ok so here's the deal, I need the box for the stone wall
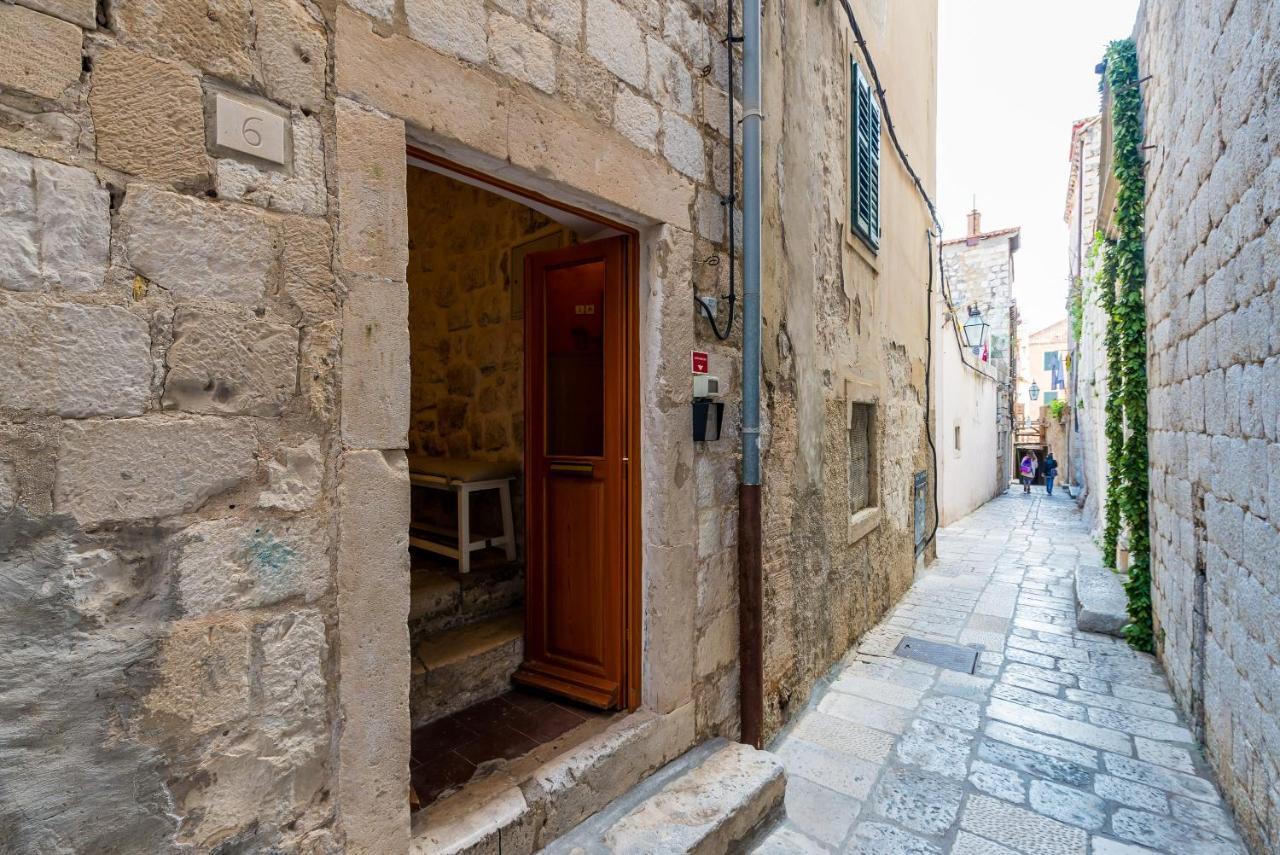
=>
[755,0,938,736]
[1135,1,1280,850]
[0,0,939,847]
[941,229,1019,491]
[941,232,1019,371]
[406,165,567,464]
[0,1,338,851]
[1065,117,1109,536]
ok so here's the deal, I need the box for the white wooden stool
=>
[407,456,518,574]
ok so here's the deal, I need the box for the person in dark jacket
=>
[1044,452,1060,496]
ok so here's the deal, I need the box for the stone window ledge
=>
[848,506,881,544]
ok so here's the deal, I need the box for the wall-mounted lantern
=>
[961,305,989,352]
[1028,381,1041,401]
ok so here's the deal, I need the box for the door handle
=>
[549,462,595,476]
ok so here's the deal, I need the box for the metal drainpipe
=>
[737,0,764,749]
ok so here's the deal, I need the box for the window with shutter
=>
[850,59,881,250]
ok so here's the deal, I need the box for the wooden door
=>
[514,236,629,708]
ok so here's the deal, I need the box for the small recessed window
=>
[849,402,874,515]
[850,59,881,250]
[954,425,961,452]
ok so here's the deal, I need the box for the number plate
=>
[214,92,287,165]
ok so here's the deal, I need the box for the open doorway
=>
[403,155,639,810]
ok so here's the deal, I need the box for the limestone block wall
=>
[1135,1,1280,850]
[1067,119,1110,536]
[0,1,340,851]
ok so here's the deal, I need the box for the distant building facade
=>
[940,212,1019,496]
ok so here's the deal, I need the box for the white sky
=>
[937,0,1140,336]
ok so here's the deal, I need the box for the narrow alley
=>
[755,490,1247,854]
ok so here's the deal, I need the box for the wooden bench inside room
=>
[407,455,519,574]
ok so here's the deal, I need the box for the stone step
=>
[411,610,524,727]
[542,738,786,855]
[409,558,523,635]
[411,703,697,855]
[1074,564,1128,636]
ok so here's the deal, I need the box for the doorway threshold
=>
[410,702,695,854]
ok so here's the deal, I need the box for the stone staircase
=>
[409,553,525,728]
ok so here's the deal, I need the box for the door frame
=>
[404,146,642,710]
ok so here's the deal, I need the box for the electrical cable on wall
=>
[694,1,742,341]
[835,0,993,550]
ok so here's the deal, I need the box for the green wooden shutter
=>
[851,60,881,249]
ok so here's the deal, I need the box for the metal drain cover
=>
[893,636,980,674]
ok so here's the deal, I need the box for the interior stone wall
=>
[1136,1,1280,850]
[406,166,570,465]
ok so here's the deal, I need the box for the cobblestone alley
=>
[753,489,1247,854]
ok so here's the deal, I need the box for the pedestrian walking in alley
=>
[1019,452,1037,493]
[1043,452,1059,496]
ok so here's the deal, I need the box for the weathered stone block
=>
[341,277,410,449]
[614,87,659,152]
[532,0,581,47]
[662,112,705,180]
[0,302,150,417]
[33,158,110,291]
[489,12,557,94]
[1075,565,1129,636]
[145,613,255,735]
[0,148,41,290]
[175,515,328,616]
[164,306,299,416]
[647,36,694,115]
[216,113,326,216]
[405,0,487,64]
[336,448,410,854]
[257,437,323,511]
[335,99,408,280]
[586,0,646,89]
[121,185,275,302]
[281,215,336,322]
[90,46,208,183]
[16,0,96,28]
[110,0,254,83]
[56,416,257,526]
[556,53,614,129]
[0,5,81,100]
[255,0,328,111]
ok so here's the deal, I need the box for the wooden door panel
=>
[515,236,628,709]
[545,474,605,668]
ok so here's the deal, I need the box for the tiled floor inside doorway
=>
[410,688,607,809]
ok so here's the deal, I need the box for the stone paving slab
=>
[752,489,1247,854]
